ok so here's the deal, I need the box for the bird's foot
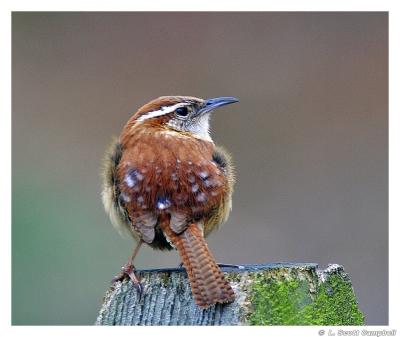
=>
[112,262,143,295]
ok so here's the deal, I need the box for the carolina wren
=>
[101,95,238,308]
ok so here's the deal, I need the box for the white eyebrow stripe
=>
[136,102,188,122]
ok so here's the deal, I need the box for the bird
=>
[101,95,238,308]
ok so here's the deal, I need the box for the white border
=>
[2,0,398,335]
[1,0,397,11]
[388,0,399,330]
[1,0,12,331]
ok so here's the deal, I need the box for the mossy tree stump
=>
[95,263,364,325]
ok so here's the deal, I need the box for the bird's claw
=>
[112,263,143,295]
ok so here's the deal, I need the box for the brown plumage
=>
[101,95,238,308]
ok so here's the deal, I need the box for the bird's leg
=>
[112,240,143,293]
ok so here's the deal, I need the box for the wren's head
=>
[130,96,239,141]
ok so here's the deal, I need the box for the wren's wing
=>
[115,159,160,243]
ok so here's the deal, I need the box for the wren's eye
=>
[175,106,189,118]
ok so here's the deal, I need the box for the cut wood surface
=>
[95,263,364,326]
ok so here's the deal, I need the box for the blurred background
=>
[12,12,387,325]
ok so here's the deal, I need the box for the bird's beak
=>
[196,96,239,116]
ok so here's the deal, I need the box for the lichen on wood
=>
[248,264,364,325]
[95,263,364,326]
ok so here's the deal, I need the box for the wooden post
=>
[95,263,364,325]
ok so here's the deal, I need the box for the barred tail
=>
[161,219,235,308]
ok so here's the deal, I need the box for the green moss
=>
[159,272,171,286]
[248,270,364,325]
